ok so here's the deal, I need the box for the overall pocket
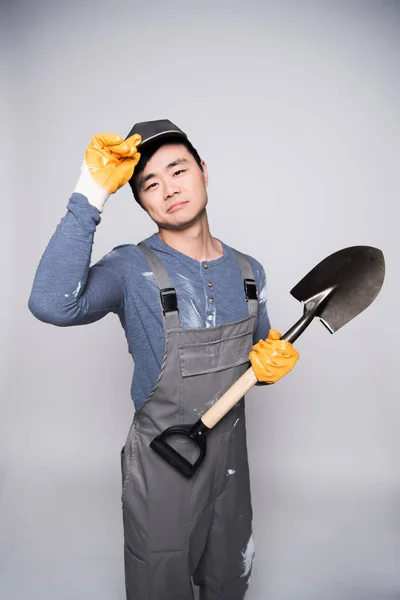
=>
[178,330,253,377]
[124,543,150,600]
[121,417,139,503]
[178,330,253,434]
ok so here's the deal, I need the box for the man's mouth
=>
[167,201,189,213]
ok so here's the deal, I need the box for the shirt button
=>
[207,281,212,287]
[207,315,213,321]
[209,297,214,303]
[203,263,208,269]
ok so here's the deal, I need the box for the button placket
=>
[202,262,216,325]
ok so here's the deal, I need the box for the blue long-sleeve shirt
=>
[28,194,271,410]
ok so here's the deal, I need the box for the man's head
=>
[126,120,208,230]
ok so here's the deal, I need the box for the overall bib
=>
[121,244,259,600]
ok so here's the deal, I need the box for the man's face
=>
[135,143,209,229]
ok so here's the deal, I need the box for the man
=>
[29,119,299,600]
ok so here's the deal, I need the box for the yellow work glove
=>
[74,133,141,213]
[249,328,299,383]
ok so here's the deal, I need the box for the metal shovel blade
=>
[289,246,385,335]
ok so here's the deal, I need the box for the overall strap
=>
[137,242,180,330]
[232,249,258,321]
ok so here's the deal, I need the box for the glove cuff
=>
[74,162,110,213]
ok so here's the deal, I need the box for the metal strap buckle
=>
[244,279,258,301]
[160,288,178,314]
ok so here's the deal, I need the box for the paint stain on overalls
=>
[120,243,258,600]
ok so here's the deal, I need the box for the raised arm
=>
[28,133,141,326]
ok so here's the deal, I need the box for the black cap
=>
[125,119,188,148]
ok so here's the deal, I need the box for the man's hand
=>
[74,133,141,213]
[249,328,299,384]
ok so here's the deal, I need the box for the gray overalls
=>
[121,244,259,600]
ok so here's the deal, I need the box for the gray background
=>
[1,0,399,598]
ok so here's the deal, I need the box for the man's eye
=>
[174,169,186,176]
[145,182,157,191]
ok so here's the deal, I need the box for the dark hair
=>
[128,135,203,205]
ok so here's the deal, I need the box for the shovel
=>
[150,245,385,478]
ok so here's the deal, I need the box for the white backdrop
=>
[2,1,400,598]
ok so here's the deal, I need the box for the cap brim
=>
[139,130,187,147]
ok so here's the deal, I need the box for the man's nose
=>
[164,179,180,199]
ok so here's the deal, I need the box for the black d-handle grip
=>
[149,419,210,478]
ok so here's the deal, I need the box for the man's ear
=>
[200,160,209,187]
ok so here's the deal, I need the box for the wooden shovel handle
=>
[201,367,258,429]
